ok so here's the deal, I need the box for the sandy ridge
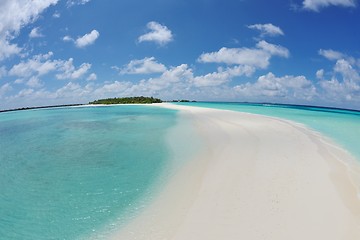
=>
[111,103,360,240]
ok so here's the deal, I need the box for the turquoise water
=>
[1,103,359,239]
[0,105,180,239]
[175,102,360,161]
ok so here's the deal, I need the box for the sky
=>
[0,0,360,110]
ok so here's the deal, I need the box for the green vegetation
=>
[89,96,162,105]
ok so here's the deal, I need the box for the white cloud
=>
[234,72,317,100]
[0,66,7,78]
[53,12,61,18]
[199,47,268,67]
[25,66,316,106]
[0,39,22,61]
[29,27,44,38]
[93,81,132,97]
[63,35,73,42]
[9,52,57,77]
[0,0,58,36]
[316,69,325,79]
[66,0,91,7]
[87,73,97,81]
[192,65,255,87]
[0,0,59,61]
[334,59,360,83]
[159,64,193,83]
[198,40,289,69]
[55,82,82,98]
[143,64,193,92]
[117,57,167,75]
[319,49,345,61]
[9,52,91,82]
[192,71,231,87]
[256,40,289,57]
[248,23,284,37]
[16,88,35,98]
[138,21,173,46]
[56,58,91,80]
[3,52,360,110]
[14,78,24,84]
[75,30,99,48]
[319,58,360,105]
[26,76,43,88]
[0,82,12,97]
[303,0,357,11]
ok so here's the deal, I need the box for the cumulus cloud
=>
[53,12,61,18]
[303,0,357,11]
[9,52,57,77]
[142,64,193,92]
[192,65,255,87]
[8,64,319,109]
[334,59,360,87]
[93,81,132,97]
[116,57,167,75]
[316,69,325,79]
[3,49,360,110]
[0,66,7,78]
[248,23,284,37]
[319,57,360,105]
[29,27,44,38]
[63,35,73,42]
[94,64,194,99]
[56,58,91,79]
[26,76,43,88]
[319,48,360,68]
[0,0,59,61]
[256,41,289,57]
[319,49,345,61]
[9,52,92,82]
[87,73,97,81]
[198,40,289,69]
[234,72,317,100]
[14,79,24,84]
[75,30,99,48]
[138,21,173,46]
[0,82,12,98]
[0,40,21,61]
[98,63,253,96]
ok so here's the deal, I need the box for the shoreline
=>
[110,103,360,239]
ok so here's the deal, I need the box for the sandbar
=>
[111,103,360,240]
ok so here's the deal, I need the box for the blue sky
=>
[0,0,360,110]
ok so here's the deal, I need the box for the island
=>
[171,99,197,102]
[0,104,84,113]
[89,96,162,105]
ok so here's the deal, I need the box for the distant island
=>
[0,97,199,113]
[89,96,162,105]
[0,104,83,113]
[171,99,197,103]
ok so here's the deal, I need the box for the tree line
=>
[89,96,162,104]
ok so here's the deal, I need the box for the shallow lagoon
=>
[0,105,180,239]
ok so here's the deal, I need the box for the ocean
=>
[0,102,359,239]
[0,105,196,240]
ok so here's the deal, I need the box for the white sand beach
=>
[112,103,360,240]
